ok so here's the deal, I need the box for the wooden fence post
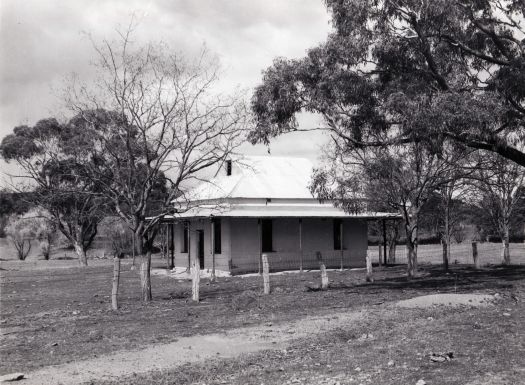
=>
[472,241,479,270]
[262,253,270,294]
[111,256,121,311]
[366,254,373,283]
[191,259,200,302]
[316,251,328,290]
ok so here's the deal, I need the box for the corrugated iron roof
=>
[177,155,315,201]
[166,155,401,220]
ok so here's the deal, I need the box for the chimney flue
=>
[226,160,232,176]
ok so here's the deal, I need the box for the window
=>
[261,219,273,252]
[182,221,189,253]
[333,219,342,250]
[213,218,221,254]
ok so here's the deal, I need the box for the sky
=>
[0,0,332,186]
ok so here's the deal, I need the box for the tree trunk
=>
[131,234,136,270]
[404,210,419,279]
[73,241,88,267]
[140,250,152,302]
[443,204,450,272]
[406,241,417,278]
[111,257,121,310]
[501,224,510,265]
[388,242,396,264]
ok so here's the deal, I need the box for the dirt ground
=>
[1,257,524,384]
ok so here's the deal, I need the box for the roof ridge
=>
[226,173,245,197]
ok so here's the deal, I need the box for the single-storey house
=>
[161,156,398,274]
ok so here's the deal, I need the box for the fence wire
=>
[367,242,525,266]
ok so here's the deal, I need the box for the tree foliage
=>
[0,116,108,265]
[251,0,525,166]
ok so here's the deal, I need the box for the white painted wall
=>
[172,217,368,273]
[229,217,368,273]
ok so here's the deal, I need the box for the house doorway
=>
[197,230,205,269]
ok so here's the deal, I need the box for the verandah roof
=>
[163,202,401,220]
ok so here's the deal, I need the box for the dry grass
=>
[100,302,524,385]
[1,256,524,384]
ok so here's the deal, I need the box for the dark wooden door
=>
[197,230,205,269]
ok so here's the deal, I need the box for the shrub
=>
[5,209,56,260]
[5,214,36,260]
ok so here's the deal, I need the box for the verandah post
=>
[211,218,216,282]
[187,221,191,272]
[382,219,387,266]
[258,219,262,275]
[168,223,174,270]
[299,218,303,272]
[340,220,344,271]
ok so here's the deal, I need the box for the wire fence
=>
[228,250,365,275]
[221,242,525,275]
[367,242,525,266]
[231,242,525,274]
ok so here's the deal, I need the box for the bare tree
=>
[65,26,248,301]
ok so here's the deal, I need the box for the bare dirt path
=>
[15,308,365,385]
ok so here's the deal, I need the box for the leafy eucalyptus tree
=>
[0,117,107,266]
[250,0,525,165]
